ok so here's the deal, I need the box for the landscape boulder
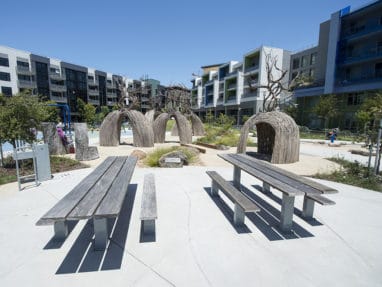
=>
[159,151,188,168]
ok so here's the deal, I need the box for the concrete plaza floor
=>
[0,163,381,286]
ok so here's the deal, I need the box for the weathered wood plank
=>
[306,194,336,205]
[239,153,338,194]
[230,154,326,196]
[36,156,117,225]
[140,173,158,220]
[95,156,138,218]
[67,157,127,220]
[218,154,304,196]
[206,171,260,212]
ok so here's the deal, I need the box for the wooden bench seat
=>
[206,171,260,226]
[140,173,157,236]
[218,153,337,231]
[36,156,137,250]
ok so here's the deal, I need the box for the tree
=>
[312,94,340,129]
[95,106,110,125]
[84,103,96,128]
[248,51,289,112]
[77,98,86,122]
[0,92,53,147]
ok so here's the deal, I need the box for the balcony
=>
[88,80,98,87]
[88,98,99,105]
[244,65,259,73]
[336,75,382,86]
[216,98,224,105]
[49,72,66,80]
[16,66,34,75]
[338,48,382,65]
[106,92,116,97]
[227,83,237,90]
[17,80,36,89]
[50,84,67,92]
[242,92,258,99]
[88,89,99,96]
[141,96,150,102]
[341,24,382,41]
[225,71,238,78]
[50,95,67,103]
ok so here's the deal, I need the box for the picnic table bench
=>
[218,153,337,231]
[140,173,157,236]
[206,171,260,226]
[36,155,138,250]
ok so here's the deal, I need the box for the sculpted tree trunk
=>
[125,110,154,147]
[99,111,123,146]
[190,113,205,136]
[74,123,99,161]
[174,111,192,144]
[41,122,66,155]
[145,109,155,126]
[153,113,170,143]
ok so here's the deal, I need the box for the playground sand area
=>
[64,134,358,176]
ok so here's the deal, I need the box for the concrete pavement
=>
[0,166,381,286]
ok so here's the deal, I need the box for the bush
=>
[144,146,198,167]
[313,157,382,192]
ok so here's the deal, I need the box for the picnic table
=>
[218,153,337,231]
[36,156,137,250]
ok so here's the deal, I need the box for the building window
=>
[377,41,382,53]
[0,57,9,67]
[347,93,361,106]
[1,86,12,96]
[50,67,60,74]
[309,68,315,78]
[18,74,32,81]
[376,63,382,78]
[301,56,308,67]
[88,75,94,81]
[17,60,29,68]
[292,58,300,69]
[0,72,11,81]
[310,53,317,65]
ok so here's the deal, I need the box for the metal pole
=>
[374,119,382,174]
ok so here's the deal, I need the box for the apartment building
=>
[192,46,291,124]
[292,0,382,130]
[0,45,142,120]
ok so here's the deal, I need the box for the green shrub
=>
[144,146,198,167]
[313,157,382,192]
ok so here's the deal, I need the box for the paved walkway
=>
[0,165,381,286]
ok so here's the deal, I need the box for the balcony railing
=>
[88,98,99,105]
[336,75,382,86]
[49,72,66,80]
[341,23,382,41]
[242,92,257,98]
[225,95,237,102]
[225,71,238,78]
[244,65,259,73]
[88,89,99,96]
[338,48,382,65]
[227,83,237,90]
[50,84,67,92]
[16,66,34,75]
[50,95,67,102]
[17,80,36,89]
[106,92,116,97]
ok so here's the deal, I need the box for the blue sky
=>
[0,0,372,87]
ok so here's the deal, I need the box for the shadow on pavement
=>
[56,184,137,274]
[203,187,252,234]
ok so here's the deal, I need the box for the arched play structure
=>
[153,111,193,144]
[237,111,299,164]
[99,110,154,147]
[99,109,205,147]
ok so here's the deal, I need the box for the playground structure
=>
[237,111,300,164]
[99,109,205,147]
